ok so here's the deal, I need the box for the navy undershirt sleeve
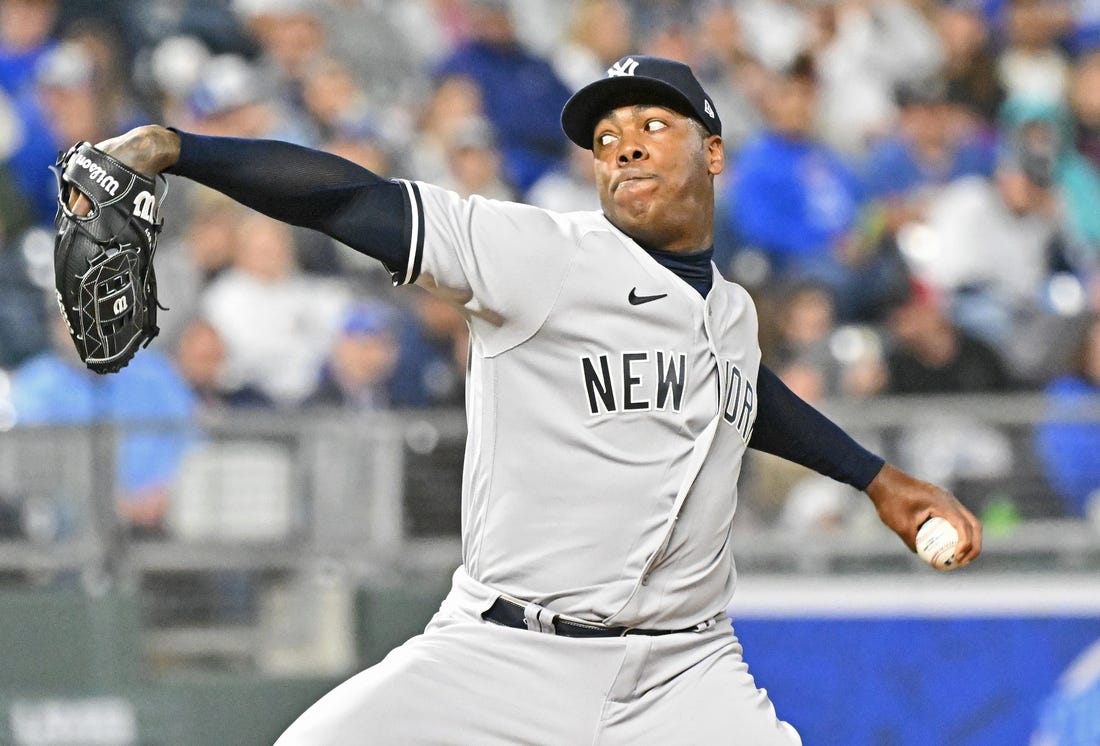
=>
[644,247,885,491]
[750,366,885,491]
[167,130,409,272]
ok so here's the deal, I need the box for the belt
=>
[481,596,697,638]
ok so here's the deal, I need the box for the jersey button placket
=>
[638,302,717,591]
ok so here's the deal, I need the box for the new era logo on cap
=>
[560,55,722,149]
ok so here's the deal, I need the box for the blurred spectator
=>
[144,34,213,124]
[233,0,326,88]
[305,301,399,410]
[996,0,1071,106]
[999,100,1100,268]
[0,155,32,241]
[1069,51,1100,173]
[6,23,145,226]
[438,116,515,200]
[934,1,1005,128]
[155,188,246,347]
[0,0,58,95]
[0,228,48,368]
[760,279,888,399]
[883,281,1013,394]
[201,211,350,407]
[10,311,196,535]
[174,316,271,410]
[763,281,839,378]
[33,40,112,145]
[300,55,374,142]
[10,38,124,224]
[154,0,257,61]
[727,54,898,320]
[1035,313,1100,517]
[526,142,600,213]
[691,0,767,152]
[638,9,695,65]
[63,19,147,132]
[316,0,445,102]
[729,54,861,280]
[1068,0,1100,55]
[830,323,889,399]
[551,0,633,92]
[900,120,1067,348]
[180,53,315,143]
[735,0,811,73]
[391,291,469,408]
[434,0,571,192]
[862,76,996,222]
[742,356,875,532]
[811,0,943,157]
[406,75,484,184]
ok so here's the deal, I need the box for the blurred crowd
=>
[0,0,1098,533]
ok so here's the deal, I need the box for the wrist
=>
[95,125,180,177]
[864,462,904,507]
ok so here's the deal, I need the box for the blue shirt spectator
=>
[1035,374,1100,517]
[1035,315,1100,517]
[863,78,996,200]
[725,53,864,290]
[434,3,570,193]
[0,39,52,97]
[0,0,57,96]
[6,85,59,225]
[11,341,197,530]
[390,293,468,408]
[731,130,863,274]
[863,137,994,199]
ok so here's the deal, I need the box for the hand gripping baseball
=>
[52,126,181,373]
[865,464,983,569]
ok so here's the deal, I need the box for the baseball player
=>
[68,56,982,744]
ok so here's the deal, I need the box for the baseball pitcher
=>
[56,56,982,745]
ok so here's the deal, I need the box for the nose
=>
[616,134,647,165]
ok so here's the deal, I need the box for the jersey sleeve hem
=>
[391,180,425,286]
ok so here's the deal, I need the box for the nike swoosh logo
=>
[628,288,668,305]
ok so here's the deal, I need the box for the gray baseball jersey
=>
[276,182,800,746]
[396,179,760,630]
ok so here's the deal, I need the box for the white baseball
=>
[916,517,959,570]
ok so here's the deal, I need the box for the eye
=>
[644,119,668,132]
[597,132,618,147]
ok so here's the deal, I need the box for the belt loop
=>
[692,618,718,633]
[523,603,556,634]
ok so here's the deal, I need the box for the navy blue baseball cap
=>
[561,55,722,149]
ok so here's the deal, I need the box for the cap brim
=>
[560,76,702,149]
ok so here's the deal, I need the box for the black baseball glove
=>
[51,142,165,374]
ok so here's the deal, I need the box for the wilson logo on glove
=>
[132,191,156,221]
[51,142,167,374]
[69,151,121,196]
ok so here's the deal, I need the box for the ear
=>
[705,135,724,176]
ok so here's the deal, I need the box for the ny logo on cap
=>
[607,57,639,77]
